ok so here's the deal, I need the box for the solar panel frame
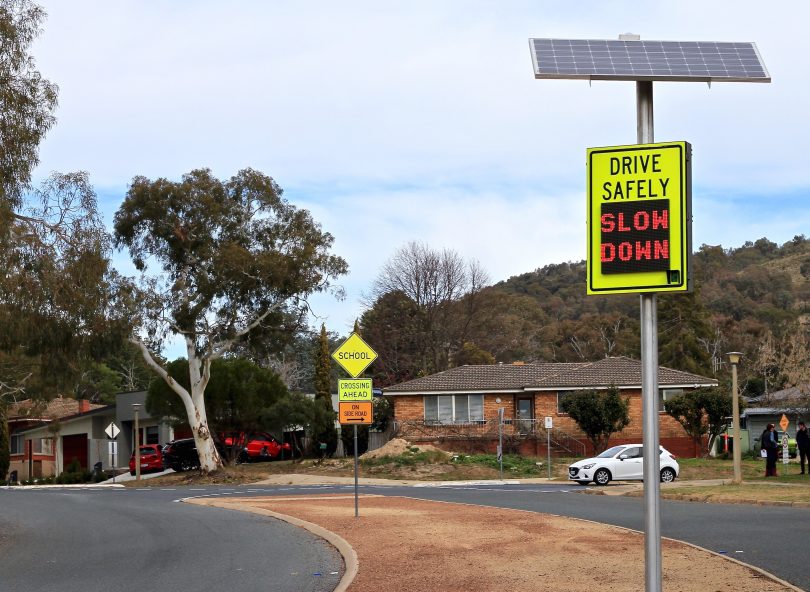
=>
[529,38,770,83]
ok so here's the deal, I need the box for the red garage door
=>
[62,434,88,470]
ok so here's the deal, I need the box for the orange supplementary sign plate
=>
[339,401,373,425]
[780,414,789,432]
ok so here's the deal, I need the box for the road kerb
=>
[186,497,358,592]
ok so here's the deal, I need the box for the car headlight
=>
[581,463,595,470]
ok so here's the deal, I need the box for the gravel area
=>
[195,494,798,592]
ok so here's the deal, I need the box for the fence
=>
[390,418,587,457]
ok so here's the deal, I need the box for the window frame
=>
[145,425,160,445]
[31,438,53,455]
[424,394,485,424]
[556,390,574,414]
[10,434,24,455]
[659,388,684,412]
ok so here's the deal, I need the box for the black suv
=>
[162,438,227,471]
[162,438,201,472]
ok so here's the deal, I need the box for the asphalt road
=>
[0,486,342,592]
[2,482,808,591]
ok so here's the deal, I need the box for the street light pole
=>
[726,352,743,485]
[132,403,141,482]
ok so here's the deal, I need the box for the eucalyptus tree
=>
[0,2,133,469]
[146,357,288,460]
[1,172,131,397]
[0,0,58,214]
[114,168,347,472]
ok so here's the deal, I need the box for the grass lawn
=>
[677,456,809,482]
[662,483,810,504]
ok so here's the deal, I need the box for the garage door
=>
[62,434,88,470]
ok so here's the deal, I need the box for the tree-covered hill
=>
[490,236,809,395]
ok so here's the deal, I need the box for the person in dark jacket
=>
[761,423,778,477]
[797,421,809,475]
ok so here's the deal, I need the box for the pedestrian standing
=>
[797,421,809,475]
[762,423,778,477]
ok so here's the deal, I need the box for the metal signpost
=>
[780,414,790,465]
[105,422,120,483]
[132,403,141,482]
[544,416,553,479]
[530,35,770,592]
[497,408,504,479]
[727,352,744,484]
[332,333,378,517]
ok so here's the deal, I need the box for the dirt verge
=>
[190,494,799,592]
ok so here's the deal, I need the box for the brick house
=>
[8,391,175,480]
[7,396,104,480]
[382,356,718,458]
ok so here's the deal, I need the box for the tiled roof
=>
[383,357,717,394]
[7,396,105,420]
[748,384,809,405]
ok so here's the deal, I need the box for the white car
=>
[567,444,679,486]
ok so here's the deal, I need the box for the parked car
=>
[162,438,229,471]
[162,438,200,472]
[222,431,291,463]
[129,444,165,475]
[567,444,679,486]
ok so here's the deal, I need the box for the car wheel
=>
[594,468,611,486]
[576,480,590,486]
[171,463,183,472]
[236,450,249,464]
[660,467,676,483]
[180,458,194,471]
[129,471,135,476]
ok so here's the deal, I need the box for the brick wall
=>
[389,388,702,457]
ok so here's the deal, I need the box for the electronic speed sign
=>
[587,141,692,295]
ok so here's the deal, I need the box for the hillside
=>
[488,236,810,393]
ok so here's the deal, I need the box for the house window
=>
[557,391,574,414]
[31,438,53,455]
[659,388,684,412]
[146,426,159,444]
[11,434,24,455]
[424,395,485,423]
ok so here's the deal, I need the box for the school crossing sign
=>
[587,141,692,295]
[331,332,378,378]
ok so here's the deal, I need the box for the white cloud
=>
[29,1,810,335]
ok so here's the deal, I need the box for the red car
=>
[129,444,164,475]
[223,431,291,462]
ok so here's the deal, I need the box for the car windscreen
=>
[597,445,626,458]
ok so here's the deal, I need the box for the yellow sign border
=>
[586,141,692,295]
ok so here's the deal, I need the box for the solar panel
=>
[529,39,770,83]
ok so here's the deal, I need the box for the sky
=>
[28,1,810,342]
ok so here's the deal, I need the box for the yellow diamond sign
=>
[331,332,378,378]
[779,414,789,432]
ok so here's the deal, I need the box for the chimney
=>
[78,399,91,413]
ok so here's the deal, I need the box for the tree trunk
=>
[132,337,223,473]
[183,374,222,473]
